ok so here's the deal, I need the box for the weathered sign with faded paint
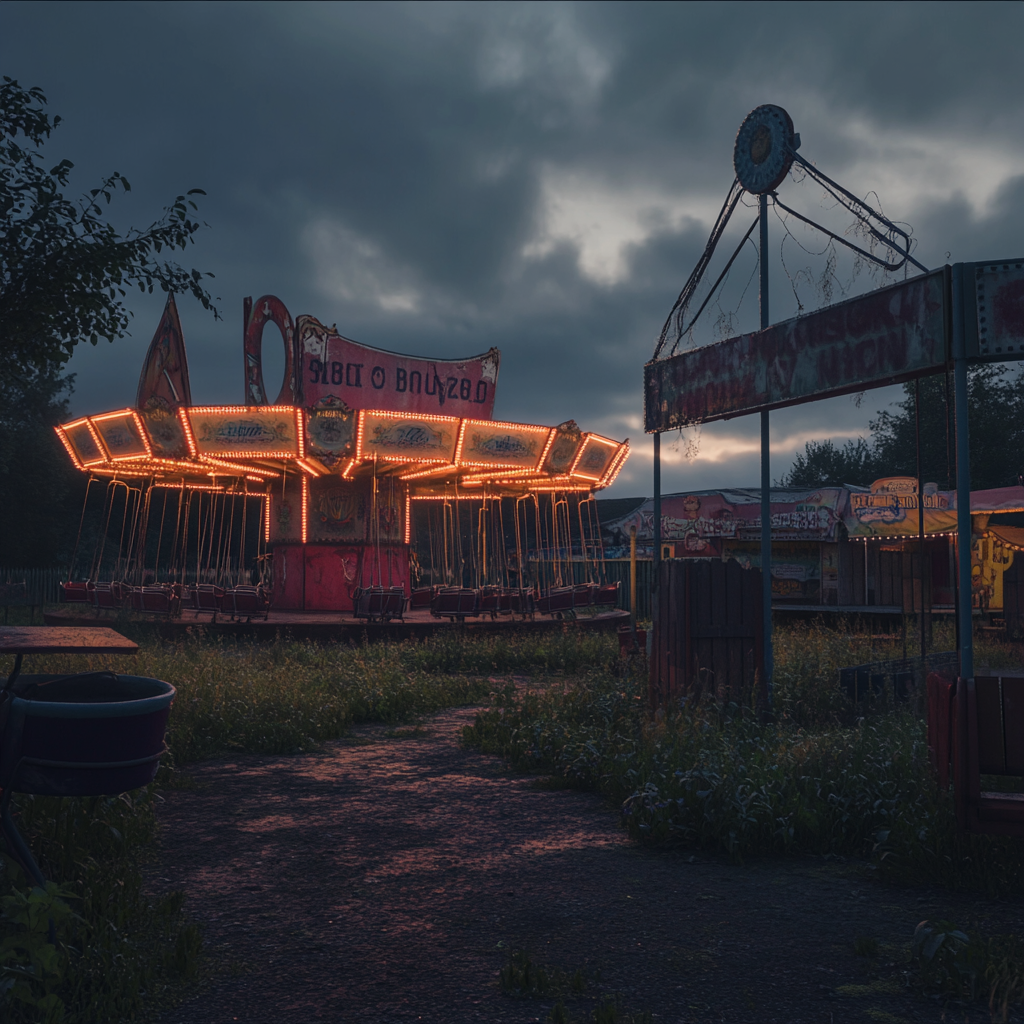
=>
[294,314,500,418]
[964,260,1024,361]
[645,268,949,431]
[844,477,957,538]
[184,406,302,459]
[602,487,846,558]
[242,297,501,417]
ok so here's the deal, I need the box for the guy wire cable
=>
[653,177,744,360]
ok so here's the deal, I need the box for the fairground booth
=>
[603,478,1024,622]
[54,295,629,622]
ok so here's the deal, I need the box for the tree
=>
[0,76,217,383]
[0,78,218,565]
[783,437,876,490]
[0,372,80,565]
[783,365,1024,491]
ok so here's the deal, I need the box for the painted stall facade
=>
[603,479,1024,616]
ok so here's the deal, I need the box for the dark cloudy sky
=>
[4,1,1023,496]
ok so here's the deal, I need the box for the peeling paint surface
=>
[645,269,948,430]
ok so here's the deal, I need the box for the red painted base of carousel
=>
[270,543,411,612]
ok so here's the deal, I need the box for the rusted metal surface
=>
[649,559,764,710]
[136,293,192,411]
[965,259,1024,360]
[135,294,193,458]
[244,295,297,406]
[645,269,949,431]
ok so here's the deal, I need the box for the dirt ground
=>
[150,698,1024,1024]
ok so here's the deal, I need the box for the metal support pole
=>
[653,432,662,578]
[915,378,927,667]
[629,524,637,636]
[952,263,973,680]
[759,194,773,703]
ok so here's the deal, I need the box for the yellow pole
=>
[630,524,637,633]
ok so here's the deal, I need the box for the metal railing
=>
[839,651,958,703]
[0,567,68,607]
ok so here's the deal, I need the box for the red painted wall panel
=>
[272,543,411,611]
[271,544,306,610]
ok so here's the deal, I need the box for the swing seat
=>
[431,588,479,619]
[510,588,534,617]
[383,587,406,621]
[354,587,386,620]
[353,587,405,622]
[573,584,596,608]
[594,582,620,608]
[479,587,511,617]
[225,586,270,620]
[938,674,1024,837]
[411,587,436,609]
[60,582,91,604]
[90,582,124,610]
[194,584,225,613]
[536,586,574,616]
[130,586,180,617]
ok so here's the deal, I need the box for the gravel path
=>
[150,702,1024,1023]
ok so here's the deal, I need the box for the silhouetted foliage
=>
[0,370,83,565]
[784,438,876,491]
[784,366,1024,491]
[0,78,217,565]
[0,77,217,384]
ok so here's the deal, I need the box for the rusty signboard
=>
[645,268,949,431]
[243,296,501,418]
[243,295,297,406]
[294,314,500,417]
[964,260,1024,360]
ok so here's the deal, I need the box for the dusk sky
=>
[4,2,1023,497]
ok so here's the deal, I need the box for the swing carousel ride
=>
[50,294,629,630]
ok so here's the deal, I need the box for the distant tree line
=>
[783,365,1024,492]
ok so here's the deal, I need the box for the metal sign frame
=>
[645,258,1024,689]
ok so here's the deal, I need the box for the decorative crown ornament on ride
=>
[55,295,629,622]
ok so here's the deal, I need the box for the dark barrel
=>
[0,674,175,797]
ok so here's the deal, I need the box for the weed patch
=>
[1,790,200,1022]
[464,624,1024,893]
[912,919,1024,1020]
[2,628,603,1022]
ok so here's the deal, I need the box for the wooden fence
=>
[649,559,765,710]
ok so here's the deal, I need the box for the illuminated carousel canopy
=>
[56,294,629,497]
[57,403,629,495]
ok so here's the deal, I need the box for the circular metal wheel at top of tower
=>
[733,104,798,196]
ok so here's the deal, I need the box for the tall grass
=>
[23,627,614,764]
[3,627,608,1021]
[5,621,1023,1021]
[463,620,1024,894]
[2,791,199,1023]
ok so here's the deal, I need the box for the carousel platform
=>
[42,605,630,641]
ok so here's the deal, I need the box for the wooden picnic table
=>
[0,626,137,690]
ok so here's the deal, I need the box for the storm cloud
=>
[3,1,1023,495]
